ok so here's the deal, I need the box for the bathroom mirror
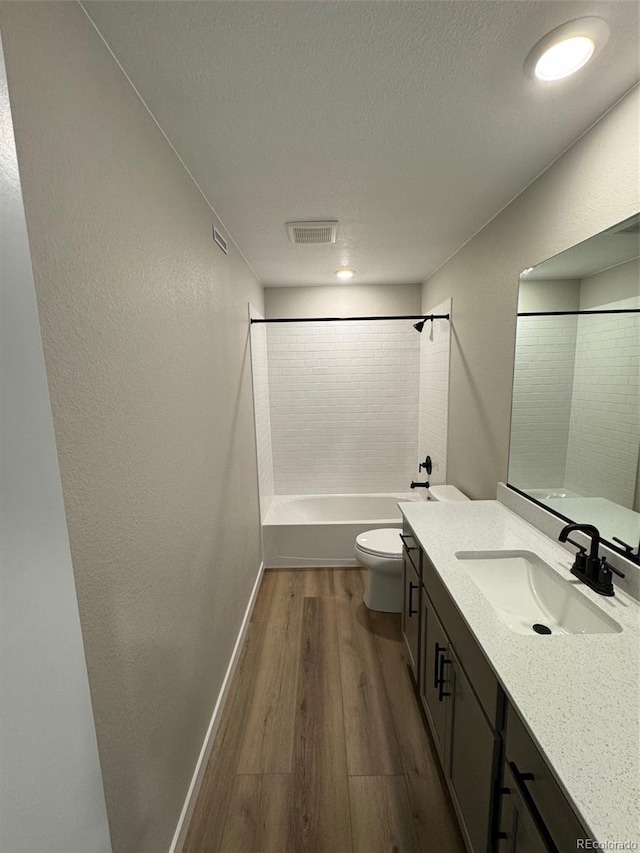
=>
[508,213,640,562]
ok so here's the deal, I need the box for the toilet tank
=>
[428,485,469,502]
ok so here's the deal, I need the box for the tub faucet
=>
[410,480,430,490]
[558,523,625,596]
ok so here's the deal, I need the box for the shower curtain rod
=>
[518,308,640,317]
[250,313,450,324]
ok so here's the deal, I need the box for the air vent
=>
[605,214,640,235]
[286,221,338,245]
[212,225,228,254]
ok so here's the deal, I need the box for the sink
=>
[455,550,622,636]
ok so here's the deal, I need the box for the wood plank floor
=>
[183,568,465,853]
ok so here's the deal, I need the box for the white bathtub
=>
[262,492,424,568]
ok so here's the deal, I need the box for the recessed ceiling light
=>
[336,268,355,281]
[525,18,609,82]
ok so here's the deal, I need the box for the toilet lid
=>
[356,528,402,558]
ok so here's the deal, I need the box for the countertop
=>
[399,499,640,846]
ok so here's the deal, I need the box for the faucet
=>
[558,523,625,596]
[410,480,430,490]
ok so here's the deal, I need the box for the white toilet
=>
[354,485,469,612]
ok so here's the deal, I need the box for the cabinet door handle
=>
[408,581,418,616]
[496,787,517,853]
[437,652,451,701]
[509,762,559,853]
[433,642,444,688]
[399,533,417,552]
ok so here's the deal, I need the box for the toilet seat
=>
[355,528,402,559]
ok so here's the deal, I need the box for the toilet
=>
[354,485,469,612]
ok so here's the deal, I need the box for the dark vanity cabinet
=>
[496,703,589,853]
[401,518,590,853]
[420,547,501,853]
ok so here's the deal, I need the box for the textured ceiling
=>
[84,1,639,287]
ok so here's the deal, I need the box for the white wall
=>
[509,314,579,489]
[0,36,111,853]
[0,4,264,853]
[262,283,425,495]
[510,260,639,506]
[422,87,640,499]
[266,318,421,494]
[418,299,451,485]
[249,306,275,520]
[565,260,640,507]
[510,279,580,488]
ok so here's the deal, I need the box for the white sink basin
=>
[455,550,622,636]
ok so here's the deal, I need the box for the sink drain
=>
[532,623,552,635]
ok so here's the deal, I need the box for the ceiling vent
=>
[605,214,640,235]
[286,221,338,245]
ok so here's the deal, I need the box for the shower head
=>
[413,319,426,333]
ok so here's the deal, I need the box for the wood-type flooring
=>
[183,568,465,853]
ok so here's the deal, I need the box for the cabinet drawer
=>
[423,554,502,726]
[504,703,589,852]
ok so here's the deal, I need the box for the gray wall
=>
[422,87,640,499]
[0,4,264,853]
[265,282,422,318]
[580,257,640,308]
[517,278,580,312]
[0,36,111,853]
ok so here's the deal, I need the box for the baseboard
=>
[168,560,265,853]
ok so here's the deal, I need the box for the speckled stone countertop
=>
[399,499,640,846]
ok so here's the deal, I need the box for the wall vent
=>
[286,221,338,245]
[213,225,228,254]
[605,214,640,235]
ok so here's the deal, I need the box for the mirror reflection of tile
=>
[509,213,640,555]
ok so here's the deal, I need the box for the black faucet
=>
[558,523,625,596]
[410,480,430,490]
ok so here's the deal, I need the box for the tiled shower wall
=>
[418,299,451,486]
[510,262,639,509]
[249,306,274,519]
[509,315,579,489]
[266,319,421,494]
[564,297,640,507]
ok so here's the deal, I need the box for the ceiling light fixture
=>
[336,268,355,281]
[524,18,609,82]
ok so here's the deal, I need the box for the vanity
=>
[399,498,639,853]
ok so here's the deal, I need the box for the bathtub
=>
[262,492,424,568]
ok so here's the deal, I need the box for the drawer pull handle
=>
[437,651,451,702]
[433,642,444,688]
[399,533,417,552]
[408,581,418,617]
[509,762,559,853]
